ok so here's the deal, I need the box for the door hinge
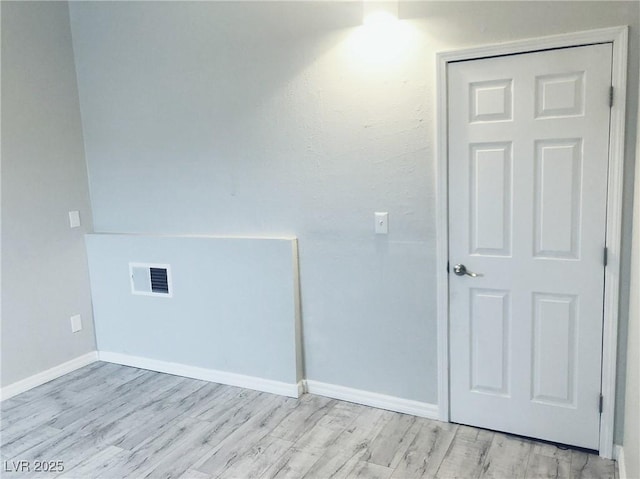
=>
[604,246,608,267]
[447,261,450,274]
[599,394,604,414]
[609,86,614,107]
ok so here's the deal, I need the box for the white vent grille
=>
[150,267,169,293]
[130,263,172,297]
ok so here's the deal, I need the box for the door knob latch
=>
[453,264,480,277]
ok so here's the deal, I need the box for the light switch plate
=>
[70,314,82,333]
[69,210,81,228]
[375,212,389,234]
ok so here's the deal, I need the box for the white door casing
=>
[447,44,613,450]
[436,27,628,459]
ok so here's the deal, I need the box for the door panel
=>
[470,288,510,396]
[448,44,612,449]
[532,293,577,407]
[534,139,582,258]
[470,143,512,255]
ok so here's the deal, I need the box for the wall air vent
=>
[150,267,169,293]
[129,263,172,298]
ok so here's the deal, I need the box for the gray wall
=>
[68,0,638,433]
[1,2,96,387]
[623,76,639,479]
[68,0,440,404]
[2,0,636,449]
[85,234,301,386]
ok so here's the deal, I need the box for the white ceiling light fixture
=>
[362,0,399,26]
[349,0,413,67]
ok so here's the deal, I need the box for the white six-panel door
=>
[448,44,612,449]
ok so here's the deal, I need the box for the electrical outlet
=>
[69,210,81,228]
[70,314,82,333]
[375,212,389,234]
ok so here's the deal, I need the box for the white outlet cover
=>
[375,212,389,234]
[70,314,82,333]
[69,210,81,228]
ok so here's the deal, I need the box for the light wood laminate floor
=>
[1,362,617,478]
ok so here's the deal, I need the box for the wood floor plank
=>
[434,424,493,479]
[90,449,132,479]
[390,420,458,479]
[46,372,186,430]
[91,416,209,478]
[305,454,394,479]
[1,388,83,433]
[179,469,212,479]
[10,424,122,479]
[480,432,533,479]
[270,394,336,443]
[66,363,147,395]
[319,406,392,460]
[1,362,107,410]
[10,374,193,468]
[570,450,615,479]
[185,384,248,420]
[138,419,230,479]
[194,394,299,475]
[343,460,394,479]
[194,387,262,423]
[365,412,418,468]
[0,425,63,461]
[531,443,574,462]
[261,446,323,479]
[215,435,294,479]
[1,363,616,479]
[170,381,222,408]
[56,445,124,478]
[525,453,571,479]
[136,398,289,479]
[186,392,278,454]
[8,421,100,467]
[292,401,360,453]
[63,447,130,479]
[1,365,151,436]
[301,454,393,479]
[299,408,394,479]
[27,444,126,479]
[112,381,216,451]
[1,362,118,420]
[1,395,29,413]
[299,451,360,478]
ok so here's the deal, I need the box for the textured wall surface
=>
[85,234,301,386]
[68,0,638,434]
[622,74,639,478]
[1,2,96,387]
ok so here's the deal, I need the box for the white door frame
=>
[435,26,628,459]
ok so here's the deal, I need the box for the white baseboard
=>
[98,351,301,398]
[297,380,306,397]
[614,445,626,479]
[1,351,436,420]
[304,379,439,419]
[0,352,98,401]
